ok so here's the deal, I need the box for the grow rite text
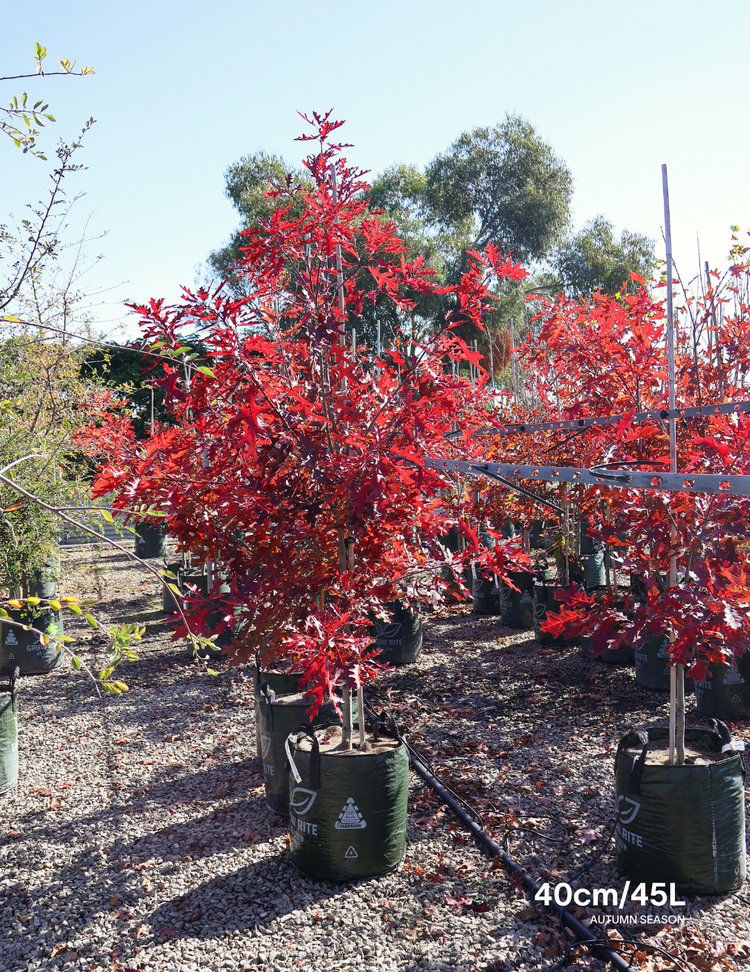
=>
[534,881,686,909]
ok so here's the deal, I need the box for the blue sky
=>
[4,0,749,339]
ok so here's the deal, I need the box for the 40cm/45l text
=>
[535,881,686,909]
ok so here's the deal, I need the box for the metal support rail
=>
[421,456,750,497]
[446,398,750,438]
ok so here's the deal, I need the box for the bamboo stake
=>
[329,165,346,350]
[663,164,684,766]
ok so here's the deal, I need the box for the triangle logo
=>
[732,694,742,704]
[7,652,14,660]
[344,846,358,859]
[334,797,367,830]
[260,734,272,761]
[723,669,744,685]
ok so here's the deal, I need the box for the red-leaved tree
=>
[76,112,531,743]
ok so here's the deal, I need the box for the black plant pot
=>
[581,635,634,665]
[471,570,502,616]
[161,561,182,613]
[179,568,232,659]
[500,571,535,629]
[0,604,64,676]
[134,522,168,559]
[0,670,18,796]
[533,583,578,646]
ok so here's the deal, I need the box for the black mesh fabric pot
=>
[134,522,168,559]
[695,652,750,721]
[370,601,422,665]
[287,728,409,881]
[614,726,746,895]
[0,669,18,795]
[533,583,578,646]
[472,571,502,616]
[1,606,63,676]
[500,572,535,629]
[634,633,694,694]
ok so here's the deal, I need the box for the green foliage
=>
[554,215,657,297]
[1,43,94,158]
[206,150,312,298]
[82,337,208,439]
[424,114,573,266]
[0,336,99,591]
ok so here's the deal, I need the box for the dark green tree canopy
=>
[554,215,657,298]
[424,114,573,264]
[207,150,311,296]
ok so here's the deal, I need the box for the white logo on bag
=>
[335,797,367,830]
[374,620,401,639]
[732,694,742,704]
[290,787,317,815]
[344,846,358,859]
[5,630,17,646]
[618,795,641,825]
[260,735,272,760]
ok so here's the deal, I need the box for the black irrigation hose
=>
[364,705,631,967]
[405,746,632,972]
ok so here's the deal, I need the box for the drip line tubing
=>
[406,746,633,972]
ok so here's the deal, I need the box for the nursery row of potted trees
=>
[70,116,749,891]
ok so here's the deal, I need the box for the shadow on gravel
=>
[147,855,370,942]
[12,796,291,944]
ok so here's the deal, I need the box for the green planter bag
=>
[695,651,750,721]
[615,726,746,895]
[0,606,64,676]
[255,686,344,813]
[500,571,534,629]
[634,633,694,694]
[286,725,409,881]
[0,669,19,795]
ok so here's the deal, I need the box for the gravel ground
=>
[1,546,749,972]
